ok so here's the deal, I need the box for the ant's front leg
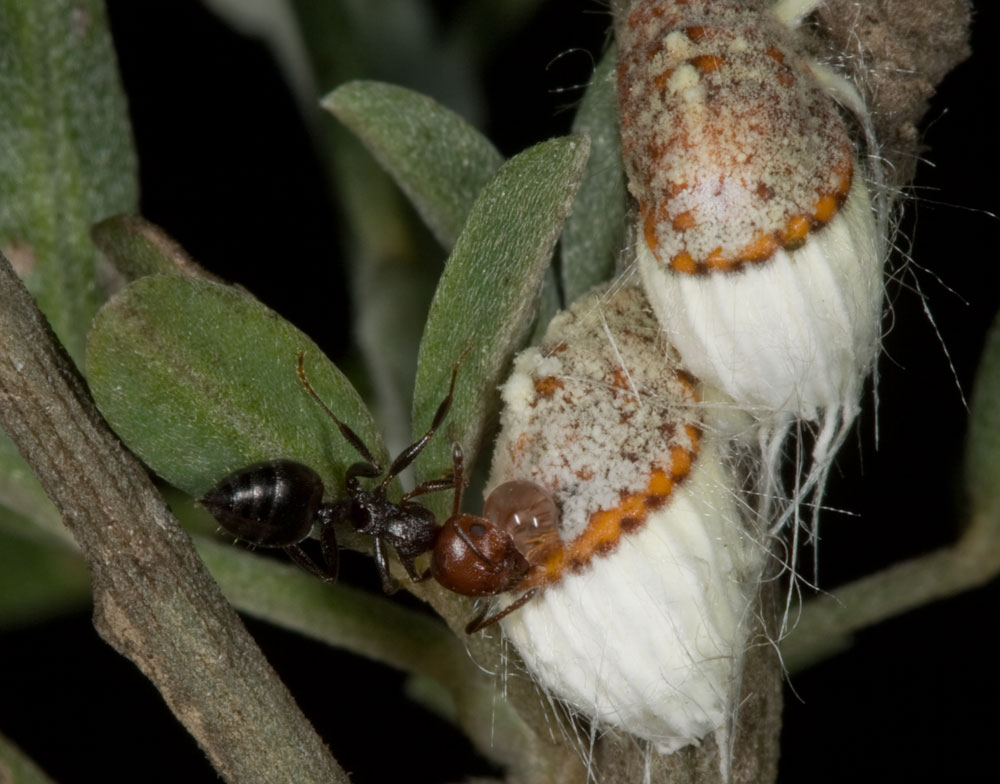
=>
[465,589,539,634]
[379,347,470,489]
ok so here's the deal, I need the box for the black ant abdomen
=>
[202,459,324,547]
[201,458,340,582]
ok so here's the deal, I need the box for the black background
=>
[2,1,999,781]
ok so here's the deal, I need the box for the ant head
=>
[431,513,530,596]
[430,480,560,597]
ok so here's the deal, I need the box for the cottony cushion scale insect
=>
[482,283,766,756]
[617,0,885,527]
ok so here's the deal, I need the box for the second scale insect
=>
[200,351,555,629]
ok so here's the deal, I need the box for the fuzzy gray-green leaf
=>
[0,523,90,629]
[0,435,63,539]
[411,136,590,496]
[967,310,1000,523]
[323,81,503,248]
[86,276,382,498]
[0,0,138,363]
[561,45,626,303]
[91,215,220,283]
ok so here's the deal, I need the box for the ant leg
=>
[465,588,539,634]
[397,552,424,582]
[317,510,340,583]
[296,353,382,470]
[372,537,399,594]
[401,474,455,503]
[283,544,338,583]
[455,520,492,565]
[379,347,470,490]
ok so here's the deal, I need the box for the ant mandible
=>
[201,350,465,593]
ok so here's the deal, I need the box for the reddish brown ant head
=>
[430,480,560,597]
[431,513,529,595]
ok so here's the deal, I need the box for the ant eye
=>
[469,522,486,537]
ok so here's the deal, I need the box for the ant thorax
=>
[484,283,765,756]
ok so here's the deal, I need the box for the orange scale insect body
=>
[617,0,883,430]
[482,284,765,756]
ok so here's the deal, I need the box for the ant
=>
[202,348,561,631]
[201,351,463,593]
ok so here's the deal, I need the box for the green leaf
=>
[967,310,1000,522]
[0,0,137,537]
[91,215,220,282]
[0,732,58,784]
[193,534,532,769]
[195,535,458,677]
[295,5,490,449]
[0,522,90,629]
[86,276,383,498]
[323,81,503,249]
[411,136,591,499]
[0,0,138,363]
[0,436,64,540]
[291,0,481,123]
[560,45,626,304]
[321,81,503,453]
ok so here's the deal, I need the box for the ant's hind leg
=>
[397,553,426,583]
[283,544,338,583]
[319,522,340,583]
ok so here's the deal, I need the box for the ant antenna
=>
[451,443,466,517]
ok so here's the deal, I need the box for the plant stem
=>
[194,535,547,772]
[0,251,347,784]
[783,514,1000,671]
